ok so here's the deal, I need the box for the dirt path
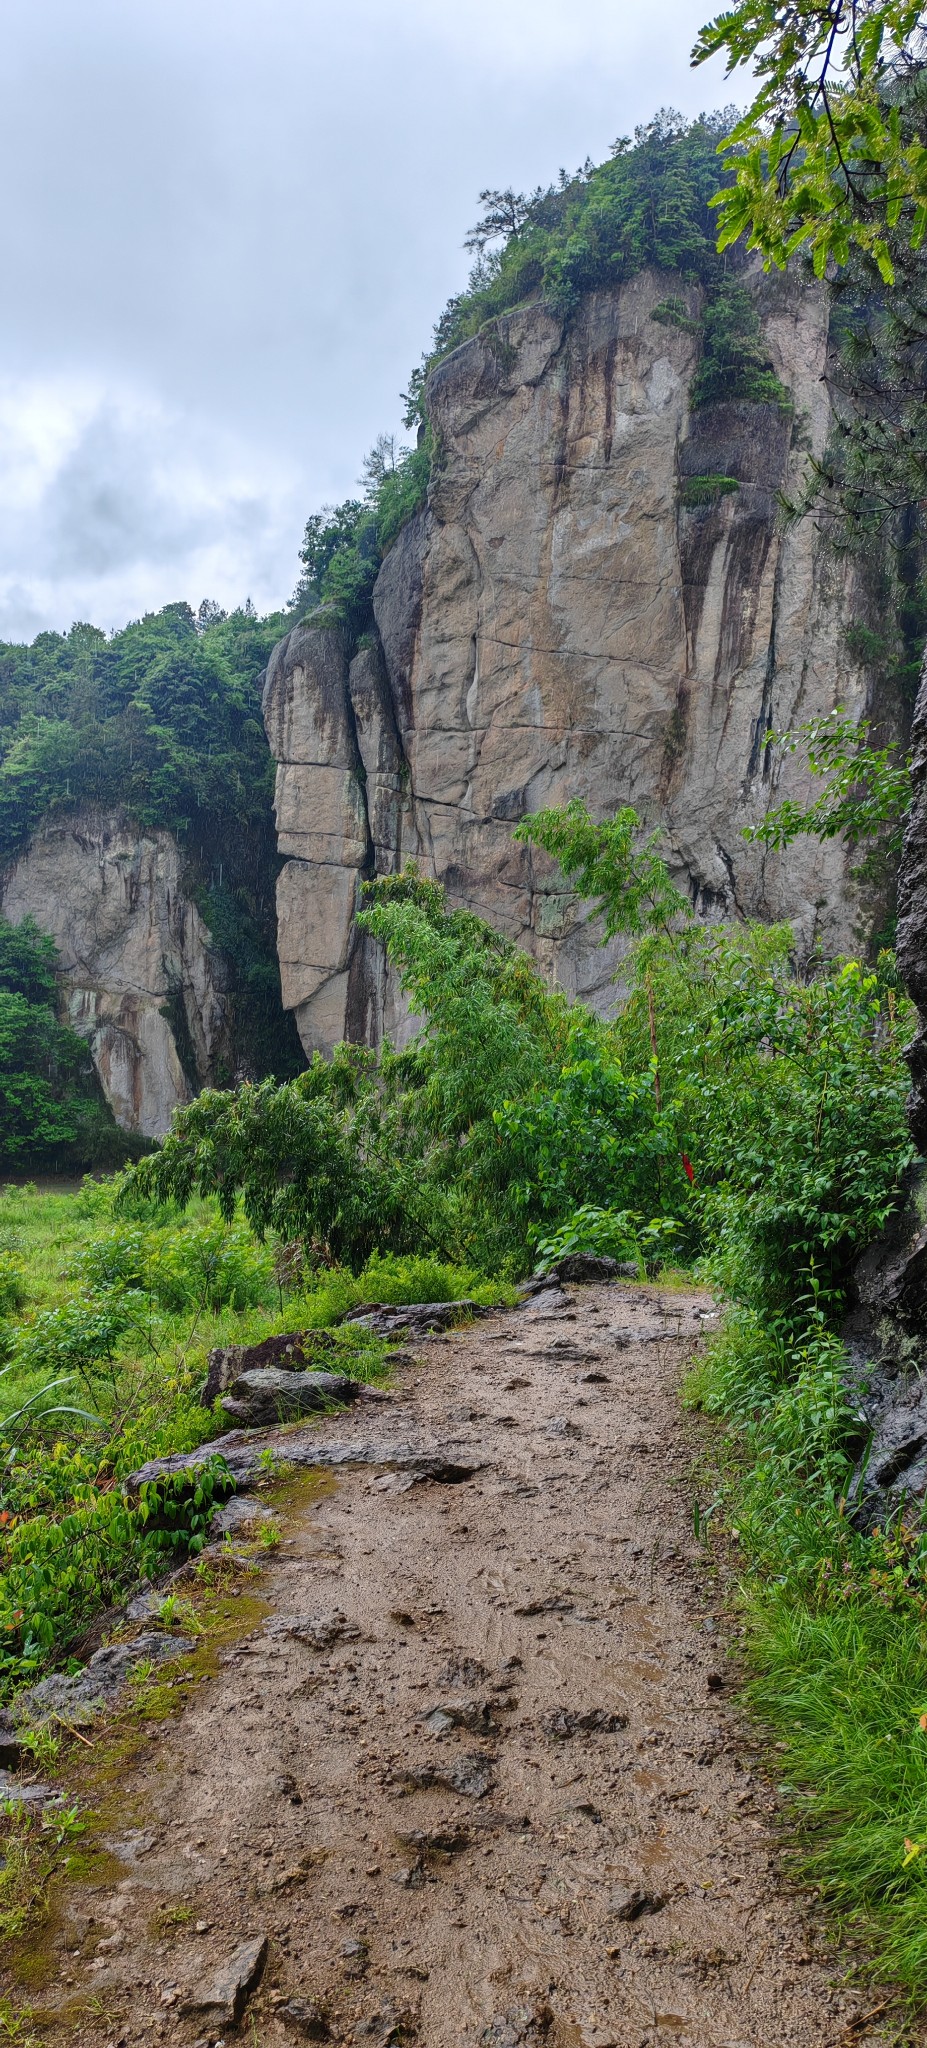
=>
[31,1282,889,2048]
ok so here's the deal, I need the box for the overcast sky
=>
[0,0,738,643]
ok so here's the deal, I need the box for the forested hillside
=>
[0,600,305,1108]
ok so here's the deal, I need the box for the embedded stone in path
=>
[220,1367,363,1426]
[182,1932,268,2025]
[343,1300,489,1340]
[397,1751,498,1798]
[203,1328,336,1404]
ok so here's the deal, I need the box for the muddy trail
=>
[21,1282,894,2048]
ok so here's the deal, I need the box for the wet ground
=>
[23,1282,895,2047]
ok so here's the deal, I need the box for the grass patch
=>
[0,1528,280,1991]
[678,473,741,509]
[688,1306,927,2001]
[0,1177,505,1700]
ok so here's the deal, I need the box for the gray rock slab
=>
[520,1287,573,1316]
[211,1494,277,1536]
[849,1374,927,1528]
[18,1631,194,1726]
[0,1769,61,1809]
[221,1366,362,1427]
[126,1432,482,1498]
[203,1329,336,1405]
[182,1932,268,2024]
[545,1254,620,1286]
[0,1709,23,1768]
[343,1300,488,1340]
[264,1611,360,1650]
[422,1697,497,1737]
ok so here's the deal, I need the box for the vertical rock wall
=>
[1,811,230,1137]
[266,264,886,1060]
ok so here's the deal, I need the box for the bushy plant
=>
[686,1298,927,1993]
[0,1256,26,1322]
[623,932,912,1319]
[689,280,791,409]
[128,869,673,1275]
[11,1296,134,1393]
[0,916,130,1171]
[534,1205,681,1274]
[0,1442,230,1689]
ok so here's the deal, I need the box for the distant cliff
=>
[0,812,230,1137]
[264,262,888,1059]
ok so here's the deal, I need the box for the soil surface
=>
[29,1283,893,2048]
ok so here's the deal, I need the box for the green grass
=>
[688,1307,927,2002]
[0,1176,512,1701]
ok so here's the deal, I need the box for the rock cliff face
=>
[265,264,882,1058]
[0,812,229,1137]
[898,657,927,1148]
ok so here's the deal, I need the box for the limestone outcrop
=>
[266,264,883,1058]
[0,810,229,1136]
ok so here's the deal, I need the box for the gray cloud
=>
[45,403,272,580]
[0,0,737,637]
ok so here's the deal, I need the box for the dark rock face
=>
[342,1300,488,1340]
[521,1253,619,1292]
[843,1166,927,1527]
[0,1711,22,1768]
[897,660,927,1149]
[220,1367,363,1427]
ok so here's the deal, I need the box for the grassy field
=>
[0,1175,513,1700]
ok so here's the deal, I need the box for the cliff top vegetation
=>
[298,109,789,636]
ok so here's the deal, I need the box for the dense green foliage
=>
[415,110,738,365]
[747,707,913,864]
[0,914,128,1169]
[0,1176,505,1695]
[694,0,927,279]
[0,602,304,1081]
[0,603,277,863]
[688,279,791,409]
[296,433,432,636]
[129,839,913,1325]
[130,868,682,1274]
